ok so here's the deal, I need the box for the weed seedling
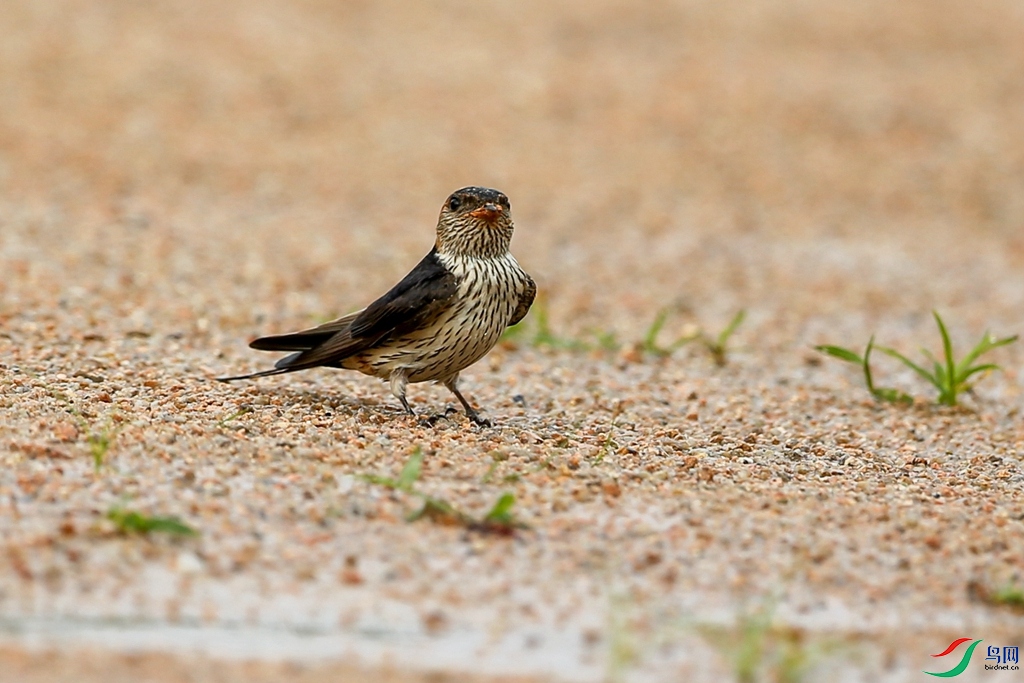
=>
[361,449,525,533]
[969,580,1024,612]
[877,311,1017,406]
[701,310,746,366]
[45,389,123,471]
[500,297,591,351]
[595,422,619,463]
[815,336,913,404]
[699,601,816,683]
[361,447,423,493]
[530,300,590,351]
[107,508,197,537]
[639,308,697,357]
[818,312,1017,406]
[592,329,622,352]
[991,585,1024,611]
[216,405,252,428]
[86,421,121,472]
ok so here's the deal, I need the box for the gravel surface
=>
[2,1,1024,681]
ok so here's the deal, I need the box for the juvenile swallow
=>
[219,186,536,426]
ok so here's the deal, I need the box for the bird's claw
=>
[416,406,490,428]
[467,412,492,428]
[420,406,458,428]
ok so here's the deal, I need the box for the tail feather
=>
[249,331,337,351]
[222,313,361,381]
[217,350,320,382]
[248,312,360,352]
[216,366,294,382]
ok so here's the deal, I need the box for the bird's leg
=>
[389,368,415,417]
[443,375,491,427]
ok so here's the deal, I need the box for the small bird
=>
[219,186,536,426]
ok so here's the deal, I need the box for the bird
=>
[218,186,536,426]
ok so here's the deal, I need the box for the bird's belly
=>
[348,278,518,383]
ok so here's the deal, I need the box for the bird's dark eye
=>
[448,196,462,211]
[498,195,509,208]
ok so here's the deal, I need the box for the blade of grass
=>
[933,311,957,403]
[483,492,517,525]
[397,448,423,492]
[814,345,863,364]
[406,495,464,524]
[862,337,877,395]
[642,309,669,354]
[956,333,1018,375]
[717,310,746,348]
[107,508,198,536]
[875,345,941,390]
[960,363,1001,381]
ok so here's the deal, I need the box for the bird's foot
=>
[419,406,458,428]
[465,410,492,428]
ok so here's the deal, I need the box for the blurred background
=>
[2,0,1023,346]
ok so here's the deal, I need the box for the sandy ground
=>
[2,0,1024,681]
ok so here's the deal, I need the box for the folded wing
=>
[247,248,459,373]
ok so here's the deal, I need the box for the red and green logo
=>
[925,638,982,678]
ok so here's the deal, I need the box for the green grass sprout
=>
[500,297,599,352]
[592,329,622,352]
[815,336,913,404]
[877,311,1017,406]
[216,405,252,427]
[107,508,198,536]
[86,420,121,472]
[481,492,517,526]
[46,388,123,471]
[360,446,423,493]
[702,309,746,366]
[531,299,590,351]
[990,584,1024,610]
[640,308,698,357]
[817,312,1016,406]
[361,449,525,533]
[698,601,819,683]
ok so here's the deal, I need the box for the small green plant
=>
[991,584,1024,610]
[481,493,517,527]
[817,312,1016,406]
[216,405,252,427]
[605,593,640,683]
[699,601,814,683]
[107,508,198,536]
[361,449,525,534]
[701,309,746,366]
[530,301,590,351]
[48,389,122,471]
[639,308,698,357]
[595,422,619,463]
[591,329,622,352]
[501,297,605,352]
[816,336,913,404]
[877,312,1017,406]
[969,580,1024,612]
[86,420,121,472]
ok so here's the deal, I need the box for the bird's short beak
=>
[469,203,501,222]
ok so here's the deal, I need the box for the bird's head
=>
[435,186,514,258]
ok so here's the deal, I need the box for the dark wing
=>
[509,274,536,326]
[248,312,361,352]
[347,248,459,339]
[241,248,459,373]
